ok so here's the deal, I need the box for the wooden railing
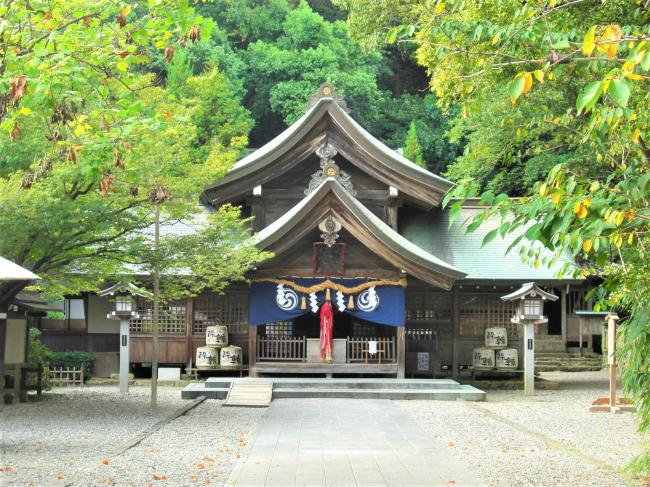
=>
[257,336,306,362]
[347,337,396,363]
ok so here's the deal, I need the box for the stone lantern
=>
[501,282,558,395]
[99,281,152,393]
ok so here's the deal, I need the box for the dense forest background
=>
[150,0,464,178]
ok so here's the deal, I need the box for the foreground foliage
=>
[339,0,650,475]
[0,1,267,306]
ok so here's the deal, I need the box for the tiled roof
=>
[400,206,582,283]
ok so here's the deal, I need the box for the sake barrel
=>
[196,346,220,369]
[495,348,519,370]
[206,325,228,347]
[473,347,496,370]
[485,327,508,349]
[220,345,242,370]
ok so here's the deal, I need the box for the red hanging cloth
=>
[320,301,333,362]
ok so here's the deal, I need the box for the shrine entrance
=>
[249,278,403,377]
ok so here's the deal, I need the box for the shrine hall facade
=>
[40,85,594,379]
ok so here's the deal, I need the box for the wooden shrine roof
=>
[253,178,466,290]
[202,94,453,208]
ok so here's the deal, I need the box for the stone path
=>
[226,398,484,486]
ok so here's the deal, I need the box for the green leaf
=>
[576,81,604,114]
[609,79,631,107]
[385,26,400,44]
[641,51,650,71]
[482,228,499,246]
[508,75,525,102]
[551,40,570,50]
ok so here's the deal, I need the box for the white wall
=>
[4,319,27,364]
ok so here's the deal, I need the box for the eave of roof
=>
[202,97,453,207]
[0,256,40,281]
[254,178,466,289]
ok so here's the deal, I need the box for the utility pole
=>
[151,204,160,408]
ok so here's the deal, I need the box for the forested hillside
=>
[149,0,463,175]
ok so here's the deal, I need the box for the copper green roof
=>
[400,206,583,283]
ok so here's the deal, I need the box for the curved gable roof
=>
[203,96,453,207]
[254,178,466,290]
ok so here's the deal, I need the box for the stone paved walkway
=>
[226,398,484,487]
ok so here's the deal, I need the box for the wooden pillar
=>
[396,327,405,379]
[0,309,6,410]
[560,288,567,348]
[185,297,193,371]
[248,325,257,377]
[451,288,460,379]
[607,314,618,408]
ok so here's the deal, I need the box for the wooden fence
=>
[257,336,306,362]
[347,337,396,363]
[48,365,84,386]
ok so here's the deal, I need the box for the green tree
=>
[340,0,650,474]
[403,121,426,169]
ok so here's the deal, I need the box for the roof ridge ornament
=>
[305,141,357,197]
[319,214,342,247]
[307,83,349,113]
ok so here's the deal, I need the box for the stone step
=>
[224,382,273,407]
[183,378,486,401]
[205,377,465,390]
[181,382,228,399]
[536,352,601,358]
[272,386,485,401]
[536,365,603,373]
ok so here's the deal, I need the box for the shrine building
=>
[39,84,596,379]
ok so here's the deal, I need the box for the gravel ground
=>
[398,370,648,487]
[0,385,264,487]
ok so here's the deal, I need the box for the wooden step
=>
[223,381,273,408]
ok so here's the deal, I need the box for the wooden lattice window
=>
[129,298,186,334]
[265,321,293,336]
[459,294,517,337]
[193,292,248,336]
[406,293,453,322]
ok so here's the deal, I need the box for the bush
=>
[49,351,95,380]
[27,328,53,368]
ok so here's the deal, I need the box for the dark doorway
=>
[291,311,392,338]
[545,290,563,335]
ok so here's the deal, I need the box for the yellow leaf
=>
[589,181,600,192]
[19,107,32,116]
[621,60,635,72]
[547,71,554,80]
[628,233,634,245]
[522,72,533,93]
[632,128,641,143]
[551,192,561,204]
[534,259,541,269]
[434,2,445,14]
[582,26,596,56]
[602,24,621,59]
[582,239,592,252]
[492,33,500,45]
[626,73,645,80]
[463,106,469,118]
[539,183,547,196]
[120,5,131,17]
[533,70,544,83]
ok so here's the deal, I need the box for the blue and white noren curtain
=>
[248,277,406,327]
